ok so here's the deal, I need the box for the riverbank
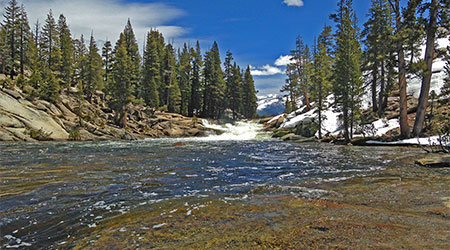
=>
[0,86,208,142]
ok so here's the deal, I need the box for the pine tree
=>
[363,0,394,115]
[164,44,181,113]
[288,37,313,110]
[312,25,334,139]
[41,10,61,72]
[202,41,226,119]
[39,66,60,103]
[73,35,87,88]
[229,63,243,119]
[121,19,141,96]
[281,63,300,113]
[332,0,363,142]
[141,31,160,108]
[147,31,166,107]
[26,37,42,89]
[33,20,41,59]
[110,33,134,128]
[413,0,442,136]
[102,40,112,83]
[18,5,30,76]
[0,23,9,75]
[388,0,422,138]
[224,51,234,112]
[2,0,21,79]
[242,66,258,119]
[57,14,74,90]
[178,43,192,116]
[189,41,203,116]
[83,33,104,100]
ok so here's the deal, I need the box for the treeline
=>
[281,0,450,142]
[0,0,258,128]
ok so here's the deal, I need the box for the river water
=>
[0,121,413,249]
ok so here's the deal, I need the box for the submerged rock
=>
[415,155,450,168]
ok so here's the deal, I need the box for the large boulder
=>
[295,119,318,138]
[0,90,68,140]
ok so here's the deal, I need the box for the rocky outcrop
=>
[0,87,68,141]
[0,87,207,142]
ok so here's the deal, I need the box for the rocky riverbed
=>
[64,147,450,249]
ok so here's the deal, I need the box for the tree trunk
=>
[392,0,410,138]
[372,60,378,113]
[318,82,323,139]
[412,0,438,137]
[343,95,350,143]
[120,109,128,128]
[20,25,24,76]
[378,60,386,117]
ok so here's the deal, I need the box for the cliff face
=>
[0,86,206,142]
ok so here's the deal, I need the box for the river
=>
[1,121,448,249]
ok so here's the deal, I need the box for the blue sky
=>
[157,0,371,95]
[2,0,372,95]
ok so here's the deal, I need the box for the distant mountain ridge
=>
[257,94,286,117]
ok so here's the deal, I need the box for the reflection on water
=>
[0,122,412,249]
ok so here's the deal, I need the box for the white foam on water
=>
[199,120,272,141]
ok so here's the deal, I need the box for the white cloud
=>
[283,0,304,7]
[274,55,292,66]
[11,0,186,46]
[251,65,284,76]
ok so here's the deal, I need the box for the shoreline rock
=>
[0,88,209,142]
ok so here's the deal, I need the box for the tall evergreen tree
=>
[363,0,394,115]
[57,14,74,90]
[289,36,313,109]
[178,43,192,116]
[73,35,87,88]
[83,33,104,100]
[413,0,444,136]
[388,0,421,138]
[110,33,134,128]
[141,31,160,108]
[202,41,226,119]
[164,44,181,113]
[26,36,42,89]
[229,63,244,119]
[101,40,112,83]
[242,66,258,119]
[18,5,30,76]
[121,19,141,96]
[224,51,234,112]
[0,26,9,75]
[281,62,300,113]
[2,0,21,79]
[41,10,61,72]
[189,41,203,116]
[332,0,363,142]
[312,25,334,139]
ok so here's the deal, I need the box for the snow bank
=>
[367,136,450,147]
[407,38,448,98]
[371,118,400,137]
[280,108,317,129]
